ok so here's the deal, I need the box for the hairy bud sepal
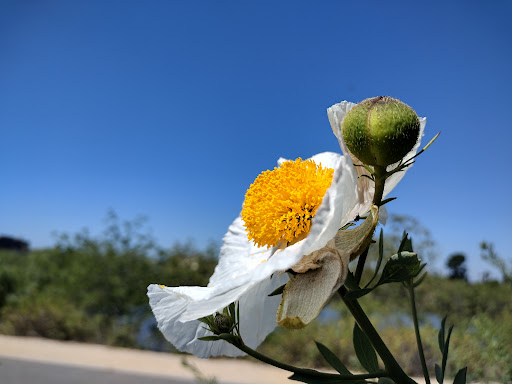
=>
[342,96,420,167]
[197,302,240,340]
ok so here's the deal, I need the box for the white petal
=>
[327,100,357,157]
[147,271,288,358]
[147,284,242,358]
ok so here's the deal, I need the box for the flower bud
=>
[213,312,232,334]
[342,96,420,167]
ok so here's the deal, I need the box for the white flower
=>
[147,100,426,358]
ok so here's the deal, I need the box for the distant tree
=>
[0,236,29,252]
[481,242,512,284]
[446,253,467,280]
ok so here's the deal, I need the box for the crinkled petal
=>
[327,100,357,158]
[147,270,288,358]
[181,151,358,321]
[147,285,240,358]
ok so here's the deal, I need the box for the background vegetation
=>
[0,213,510,383]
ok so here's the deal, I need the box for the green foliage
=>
[315,342,352,376]
[0,293,102,341]
[0,212,217,349]
[353,323,379,373]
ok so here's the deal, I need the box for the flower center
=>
[241,158,334,248]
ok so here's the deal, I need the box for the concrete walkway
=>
[0,335,290,384]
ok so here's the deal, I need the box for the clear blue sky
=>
[1,1,511,280]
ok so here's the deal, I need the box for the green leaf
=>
[360,174,374,182]
[379,197,396,207]
[344,272,360,290]
[413,272,428,287]
[268,284,286,296]
[341,222,356,230]
[438,316,447,353]
[435,364,442,384]
[315,341,352,375]
[414,263,427,278]
[453,367,468,384]
[353,323,379,373]
[377,252,420,285]
[198,314,214,325]
[397,232,410,253]
[228,302,236,317]
[344,288,373,300]
[218,333,238,343]
[197,336,220,341]
[365,229,385,289]
[441,325,454,378]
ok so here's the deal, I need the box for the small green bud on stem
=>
[214,312,233,334]
[342,96,420,167]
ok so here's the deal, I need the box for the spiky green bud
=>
[342,96,420,167]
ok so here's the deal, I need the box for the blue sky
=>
[1,1,511,280]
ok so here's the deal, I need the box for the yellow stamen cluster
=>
[241,158,334,248]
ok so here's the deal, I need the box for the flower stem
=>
[339,286,417,384]
[372,165,387,207]
[408,282,431,384]
[354,165,387,284]
[232,339,388,381]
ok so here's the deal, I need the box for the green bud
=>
[342,96,420,167]
[213,312,232,334]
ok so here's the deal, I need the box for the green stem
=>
[408,282,431,384]
[372,165,387,206]
[354,165,387,283]
[339,286,417,384]
[233,339,388,381]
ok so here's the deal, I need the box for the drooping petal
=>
[276,206,379,329]
[147,270,288,358]
[277,247,347,329]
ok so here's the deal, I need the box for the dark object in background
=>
[0,236,29,252]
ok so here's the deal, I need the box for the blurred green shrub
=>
[0,211,217,349]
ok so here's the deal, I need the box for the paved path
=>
[0,356,195,384]
[0,335,290,384]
